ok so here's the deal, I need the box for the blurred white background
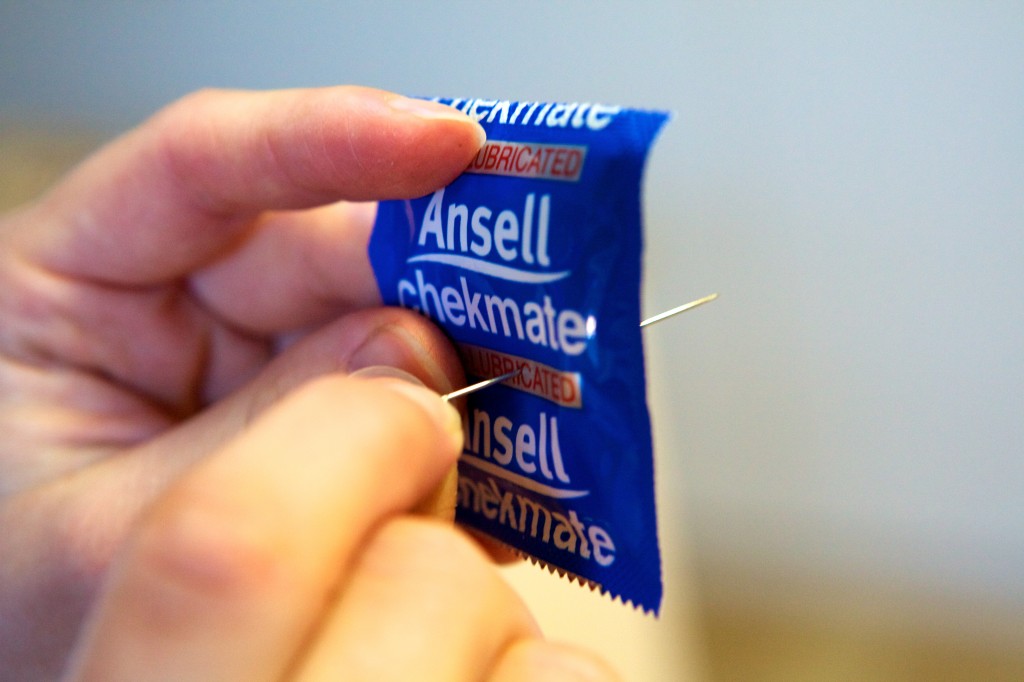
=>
[3,2,1022,678]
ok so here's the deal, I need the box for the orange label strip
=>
[459,343,582,409]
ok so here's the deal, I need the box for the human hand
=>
[0,87,618,681]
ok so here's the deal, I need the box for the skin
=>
[0,86,618,681]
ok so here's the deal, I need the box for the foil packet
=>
[369,97,669,613]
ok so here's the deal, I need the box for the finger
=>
[293,518,539,682]
[412,462,460,520]
[203,305,464,426]
[65,374,464,682]
[346,366,460,521]
[1,207,432,416]
[188,201,382,335]
[0,355,172,495]
[15,86,484,285]
[0,244,271,418]
[487,640,622,682]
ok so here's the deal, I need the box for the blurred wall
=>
[3,0,1023,673]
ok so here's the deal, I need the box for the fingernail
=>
[354,366,464,452]
[389,96,486,145]
[350,365,425,384]
[349,324,454,395]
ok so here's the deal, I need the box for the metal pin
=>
[640,293,718,328]
[441,369,523,402]
[442,294,718,399]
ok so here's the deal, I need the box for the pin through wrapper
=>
[445,294,718,397]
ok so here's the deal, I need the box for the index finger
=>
[15,87,484,285]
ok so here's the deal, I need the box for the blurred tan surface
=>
[3,123,1022,682]
[699,562,1024,682]
[0,123,106,211]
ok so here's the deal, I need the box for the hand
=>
[0,87,617,681]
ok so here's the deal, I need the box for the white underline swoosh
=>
[460,454,589,499]
[408,254,570,283]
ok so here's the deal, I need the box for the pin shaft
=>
[441,369,523,402]
[443,294,717,399]
[640,293,718,328]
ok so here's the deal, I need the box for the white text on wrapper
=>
[458,475,615,567]
[418,188,555,271]
[433,98,622,132]
[463,408,572,485]
[397,188,592,357]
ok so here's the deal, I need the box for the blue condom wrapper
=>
[369,98,669,613]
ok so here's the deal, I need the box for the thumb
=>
[65,373,466,682]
